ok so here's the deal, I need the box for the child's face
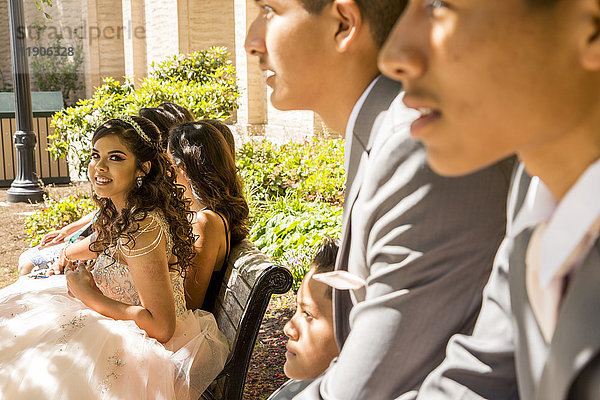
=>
[283,268,339,380]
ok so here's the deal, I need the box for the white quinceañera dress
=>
[0,211,229,399]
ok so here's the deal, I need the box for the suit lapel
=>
[338,151,366,264]
[338,76,403,267]
[334,149,367,345]
[508,169,600,399]
[333,77,402,346]
[509,227,551,399]
[536,239,600,400]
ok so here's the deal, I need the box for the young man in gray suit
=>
[245,1,514,398]
[380,0,600,399]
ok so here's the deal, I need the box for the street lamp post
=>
[6,0,46,203]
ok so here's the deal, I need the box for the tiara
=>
[102,115,162,152]
[105,115,159,150]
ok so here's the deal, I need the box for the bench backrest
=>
[201,239,293,400]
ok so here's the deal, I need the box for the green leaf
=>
[49,47,240,176]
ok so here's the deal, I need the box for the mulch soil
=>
[0,183,293,400]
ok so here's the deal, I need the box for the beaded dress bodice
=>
[91,211,187,316]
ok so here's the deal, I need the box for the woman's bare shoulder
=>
[192,210,226,244]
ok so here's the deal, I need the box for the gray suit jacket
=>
[295,76,514,399]
[412,165,600,400]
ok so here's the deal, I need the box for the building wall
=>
[85,0,126,97]
[0,1,11,92]
[183,0,235,55]
[144,0,180,73]
[233,0,266,132]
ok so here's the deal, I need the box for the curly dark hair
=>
[89,116,195,276]
[168,121,249,245]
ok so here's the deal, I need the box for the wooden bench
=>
[201,239,293,400]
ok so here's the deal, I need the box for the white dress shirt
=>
[510,158,600,341]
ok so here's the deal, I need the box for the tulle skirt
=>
[0,275,229,400]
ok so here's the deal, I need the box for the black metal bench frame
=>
[201,258,293,400]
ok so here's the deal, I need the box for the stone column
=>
[84,0,126,97]
[183,0,235,53]
[234,0,267,134]
[122,0,147,85]
[144,0,180,70]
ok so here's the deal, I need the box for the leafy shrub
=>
[34,0,53,19]
[150,50,235,86]
[249,197,342,291]
[238,139,345,288]
[24,194,96,246]
[237,138,345,205]
[49,47,240,177]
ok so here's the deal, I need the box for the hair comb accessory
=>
[117,115,160,150]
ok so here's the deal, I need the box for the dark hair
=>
[89,116,195,276]
[311,236,339,298]
[202,119,236,155]
[138,103,195,150]
[168,121,249,245]
[299,0,407,48]
[312,236,339,274]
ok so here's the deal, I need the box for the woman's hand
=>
[47,245,70,275]
[39,229,71,249]
[65,264,101,299]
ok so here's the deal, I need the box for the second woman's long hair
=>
[168,121,249,245]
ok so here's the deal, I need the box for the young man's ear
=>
[580,0,600,70]
[331,0,364,52]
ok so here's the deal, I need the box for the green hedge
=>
[24,194,96,246]
[49,47,240,178]
[250,197,342,290]
[239,138,345,205]
[240,139,345,289]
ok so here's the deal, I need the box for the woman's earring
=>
[136,175,144,188]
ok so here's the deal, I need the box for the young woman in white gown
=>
[0,116,229,399]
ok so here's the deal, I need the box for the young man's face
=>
[283,269,339,380]
[378,0,593,176]
[244,0,334,111]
